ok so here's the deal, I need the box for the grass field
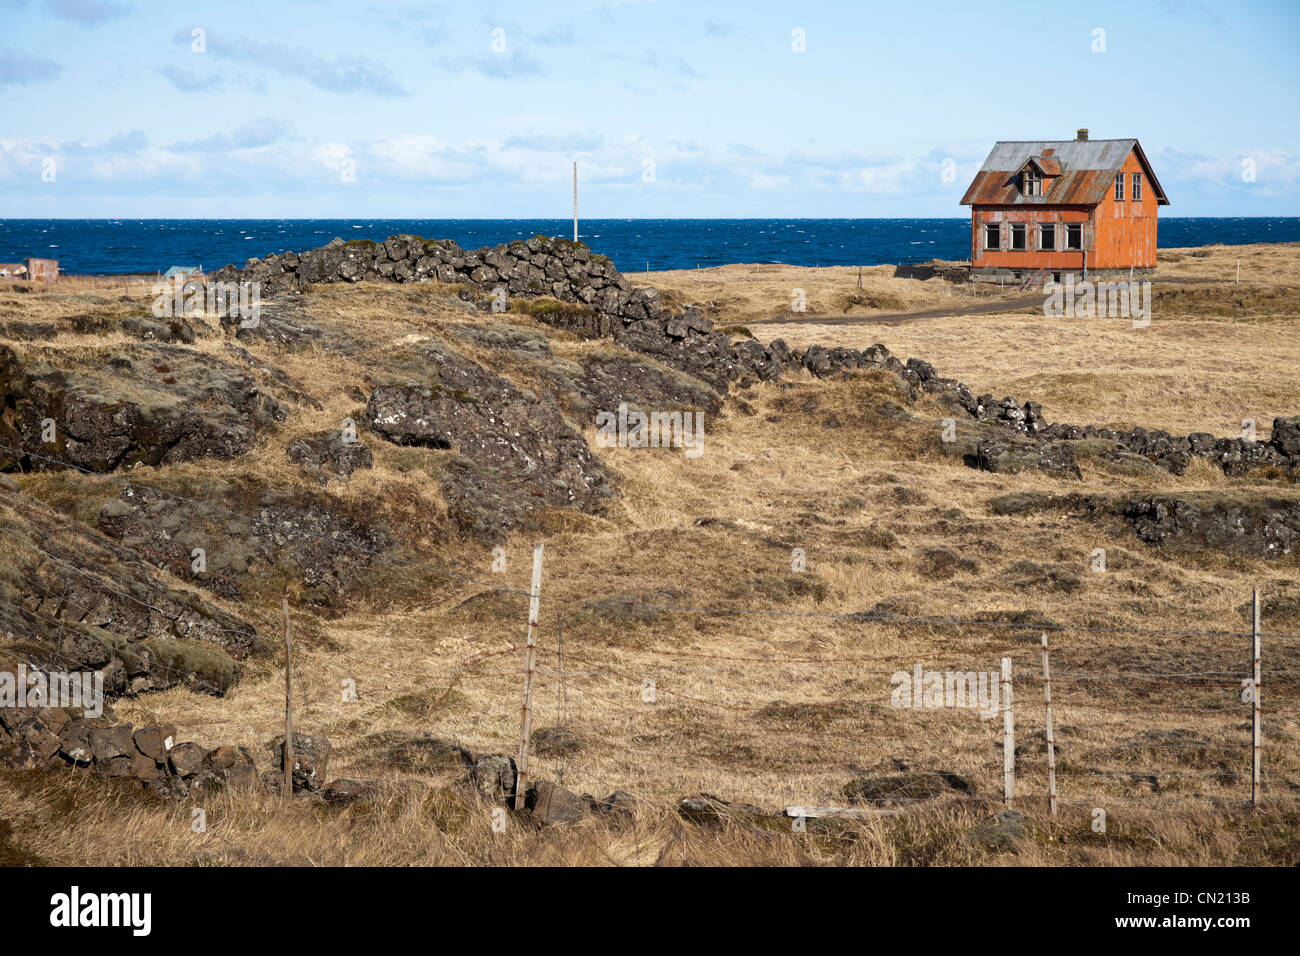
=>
[0,242,1297,866]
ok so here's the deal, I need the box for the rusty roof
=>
[1026,155,1061,176]
[960,138,1169,207]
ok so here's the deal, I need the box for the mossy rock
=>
[142,635,238,695]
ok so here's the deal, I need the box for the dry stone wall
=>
[213,234,1300,484]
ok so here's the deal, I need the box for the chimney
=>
[1076,128,1089,141]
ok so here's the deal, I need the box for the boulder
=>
[9,718,60,766]
[203,745,258,789]
[134,724,179,762]
[525,779,588,826]
[130,748,166,784]
[168,741,208,778]
[1271,416,1300,457]
[272,732,331,792]
[90,724,135,761]
[469,754,516,801]
[57,719,96,765]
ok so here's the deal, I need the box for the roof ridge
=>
[993,138,1135,143]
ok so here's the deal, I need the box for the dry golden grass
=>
[644,243,1300,436]
[1,766,1294,866]
[1,244,1298,866]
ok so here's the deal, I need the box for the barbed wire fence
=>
[530,592,1296,820]
[0,438,1297,822]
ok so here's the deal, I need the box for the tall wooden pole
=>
[572,162,578,243]
[1001,657,1014,807]
[1041,635,1058,816]
[1252,588,1261,807]
[514,543,545,811]
[282,594,293,798]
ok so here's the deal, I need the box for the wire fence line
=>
[0,443,1297,816]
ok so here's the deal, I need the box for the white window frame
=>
[1064,222,1084,251]
[1114,172,1125,201]
[1009,222,1027,251]
[984,222,1001,251]
[1132,172,1142,201]
[1039,221,1056,251]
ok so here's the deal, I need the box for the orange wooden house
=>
[960,129,1168,282]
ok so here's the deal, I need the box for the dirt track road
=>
[746,293,1043,327]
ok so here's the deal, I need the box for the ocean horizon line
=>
[3,215,1297,222]
[5,216,1299,275]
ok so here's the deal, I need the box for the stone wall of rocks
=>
[210,234,783,391]
[0,696,255,799]
[0,673,366,804]
[213,234,1300,484]
[795,344,1300,480]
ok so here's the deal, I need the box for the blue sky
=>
[1,0,1297,217]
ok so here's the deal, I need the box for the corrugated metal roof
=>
[1026,156,1061,176]
[960,138,1169,207]
[979,138,1137,172]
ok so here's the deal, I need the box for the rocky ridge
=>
[212,233,1300,484]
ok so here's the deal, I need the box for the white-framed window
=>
[1114,172,1125,201]
[1132,172,1142,201]
[1009,223,1027,251]
[984,222,1001,250]
[1039,222,1056,251]
[1022,169,1042,196]
[1064,223,1084,251]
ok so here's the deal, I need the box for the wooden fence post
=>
[282,593,293,798]
[1001,657,1014,807]
[1041,635,1058,816]
[514,543,545,811]
[1252,588,1261,807]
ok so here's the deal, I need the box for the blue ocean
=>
[2,218,1298,276]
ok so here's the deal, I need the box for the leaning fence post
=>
[282,593,293,799]
[514,543,545,811]
[1002,656,1014,807]
[1252,588,1262,807]
[1041,635,1058,815]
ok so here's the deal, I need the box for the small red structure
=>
[25,257,59,282]
[960,130,1168,281]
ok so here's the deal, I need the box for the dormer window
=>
[1022,169,1043,196]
